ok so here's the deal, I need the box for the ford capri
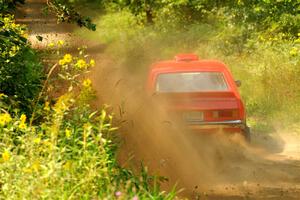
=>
[147,54,250,141]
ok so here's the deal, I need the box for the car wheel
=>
[243,125,251,143]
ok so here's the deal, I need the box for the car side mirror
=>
[235,80,242,87]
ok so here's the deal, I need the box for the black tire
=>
[243,125,251,143]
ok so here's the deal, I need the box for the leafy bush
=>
[0,47,177,199]
[0,14,43,114]
[0,0,24,13]
[0,96,176,199]
[99,0,300,39]
[0,2,177,199]
[228,0,300,36]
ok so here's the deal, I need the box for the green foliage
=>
[228,0,300,35]
[0,47,177,199]
[0,0,24,13]
[102,0,221,25]
[0,14,43,114]
[0,100,175,199]
[100,0,300,39]
[46,0,96,31]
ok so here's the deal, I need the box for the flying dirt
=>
[89,54,300,200]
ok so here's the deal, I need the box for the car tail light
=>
[183,111,204,122]
[212,110,238,119]
[212,111,219,118]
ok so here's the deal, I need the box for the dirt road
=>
[190,131,300,200]
[16,1,300,199]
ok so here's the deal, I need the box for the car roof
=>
[150,54,229,74]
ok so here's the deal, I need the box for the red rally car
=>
[147,54,250,141]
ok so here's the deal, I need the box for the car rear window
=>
[155,72,228,92]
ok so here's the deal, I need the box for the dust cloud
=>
[89,54,300,199]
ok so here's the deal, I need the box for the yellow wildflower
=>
[22,33,28,39]
[57,40,64,46]
[44,101,50,111]
[63,54,73,63]
[32,161,40,172]
[63,161,72,171]
[0,113,12,126]
[9,45,20,57]
[20,114,26,123]
[18,123,27,130]
[4,113,12,122]
[3,17,10,23]
[2,150,10,162]
[0,93,5,98]
[34,137,41,144]
[76,59,87,69]
[43,140,52,150]
[65,128,71,138]
[19,29,28,38]
[82,79,92,87]
[290,47,298,56]
[30,127,36,133]
[90,59,95,67]
[11,23,17,28]
[23,167,32,173]
[53,94,72,114]
[48,42,55,48]
[59,59,66,66]
[0,117,5,124]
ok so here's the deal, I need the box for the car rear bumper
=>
[187,120,243,126]
[187,120,246,134]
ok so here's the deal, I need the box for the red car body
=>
[147,54,250,139]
